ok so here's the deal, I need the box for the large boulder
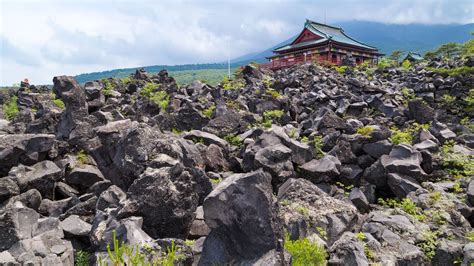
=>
[298,155,341,183]
[8,160,62,199]
[117,164,212,239]
[52,76,88,140]
[278,178,357,244]
[0,134,55,176]
[199,170,284,265]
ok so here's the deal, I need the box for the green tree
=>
[389,50,404,65]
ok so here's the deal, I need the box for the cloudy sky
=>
[1,0,473,85]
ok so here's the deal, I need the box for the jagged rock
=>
[84,81,105,111]
[387,173,422,198]
[328,232,368,265]
[349,188,370,213]
[8,161,61,199]
[468,179,474,205]
[199,170,284,265]
[183,130,229,150]
[381,144,427,181]
[52,76,88,140]
[407,99,435,124]
[0,134,55,176]
[432,240,463,265]
[278,178,357,244]
[0,177,20,202]
[39,197,80,217]
[363,140,392,159]
[117,165,212,239]
[60,215,92,237]
[463,242,474,265]
[65,164,105,189]
[0,206,39,251]
[299,155,341,183]
[189,206,210,238]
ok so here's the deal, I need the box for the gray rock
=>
[60,215,92,237]
[66,164,105,189]
[387,173,422,198]
[463,242,474,265]
[199,170,284,265]
[432,240,463,266]
[0,134,55,176]
[363,140,392,159]
[118,165,211,239]
[407,99,435,124]
[0,206,39,251]
[328,232,369,265]
[468,179,474,205]
[381,144,427,181]
[183,130,229,150]
[349,188,370,213]
[0,177,20,202]
[8,161,61,199]
[299,155,341,183]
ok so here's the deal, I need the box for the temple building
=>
[264,19,383,69]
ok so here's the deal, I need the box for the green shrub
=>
[313,135,324,159]
[266,88,281,98]
[221,76,245,90]
[427,66,474,76]
[441,140,474,178]
[224,134,242,147]
[389,128,413,145]
[102,79,114,96]
[334,65,349,74]
[53,98,65,109]
[263,109,284,121]
[202,105,215,118]
[150,90,170,110]
[401,87,416,102]
[401,59,411,70]
[356,232,366,241]
[121,77,131,85]
[316,227,327,240]
[464,89,474,112]
[284,234,327,266]
[466,231,474,242]
[378,198,426,221]
[417,230,439,260]
[295,205,309,217]
[74,250,89,266]
[141,82,158,97]
[3,96,19,121]
[76,150,89,165]
[442,94,456,106]
[428,191,442,205]
[357,126,374,137]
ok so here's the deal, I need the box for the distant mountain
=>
[74,21,473,84]
[231,21,473,64]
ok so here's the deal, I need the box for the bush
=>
[149,90,170,110]
[427,66,474,76]
[441,140,474,178]
[102,79,114,96]
[76,150,89,165]
[356,126,374,137]
[266,88,281,98]
[442,94,456,106]
[53,98,65,109]
[224,134,242,147]
[140,82,159,98]
[3,96,19,121]
[334,65,349,74]
[401,59,411,70]
[74,250,89,266]
[313,135,324,159]
[202,105,215,118]
[262,109,284,128]
[389,128,413,145]
[417,230,439,260]
[284,234,327,266]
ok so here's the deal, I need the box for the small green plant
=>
[184,239,196,247]
[76,150,88,165]
[263,109,284,121]
[390,128,413,145]
[464,89,474,112]
[453,182,463,193]
[121,77,131,85]
[401,87,416,102]
[401,59,411,70]
[313,135,324,159]
[149,90,170,110]
[357,126,374,137]
[428,191,442,205]
[364,245,374,260]
[316,227,327,240]
[295,205,309,217]
[301,136,309,143]
[102,79,114,96]
[442,94,456,106]
[441,140,474,178]
[140,82,159,98]
[356,232,366,241]
[202,105,215,118]
[466,230,474,242]
[288,128,298,139]
[417,230,439,260]
[210,178,222,184]
[427,210,447,225]
[284,234,327,266]
[106,230,126,265]
[171,128,183,135]
[53,98,65,109]
[3,96,19,121]
[334,65,349,74]
[74,250,90,266]
[280,199,291,206]
[221,76,245,90]
[378,198,426,221]
[159,241,184,266]
[224,134,242,147]
[266,88,281,98]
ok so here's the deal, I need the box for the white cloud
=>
[0,0,472,85]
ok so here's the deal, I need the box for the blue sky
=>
[1,0,473,85]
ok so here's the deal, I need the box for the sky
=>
[1,0,473,85]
